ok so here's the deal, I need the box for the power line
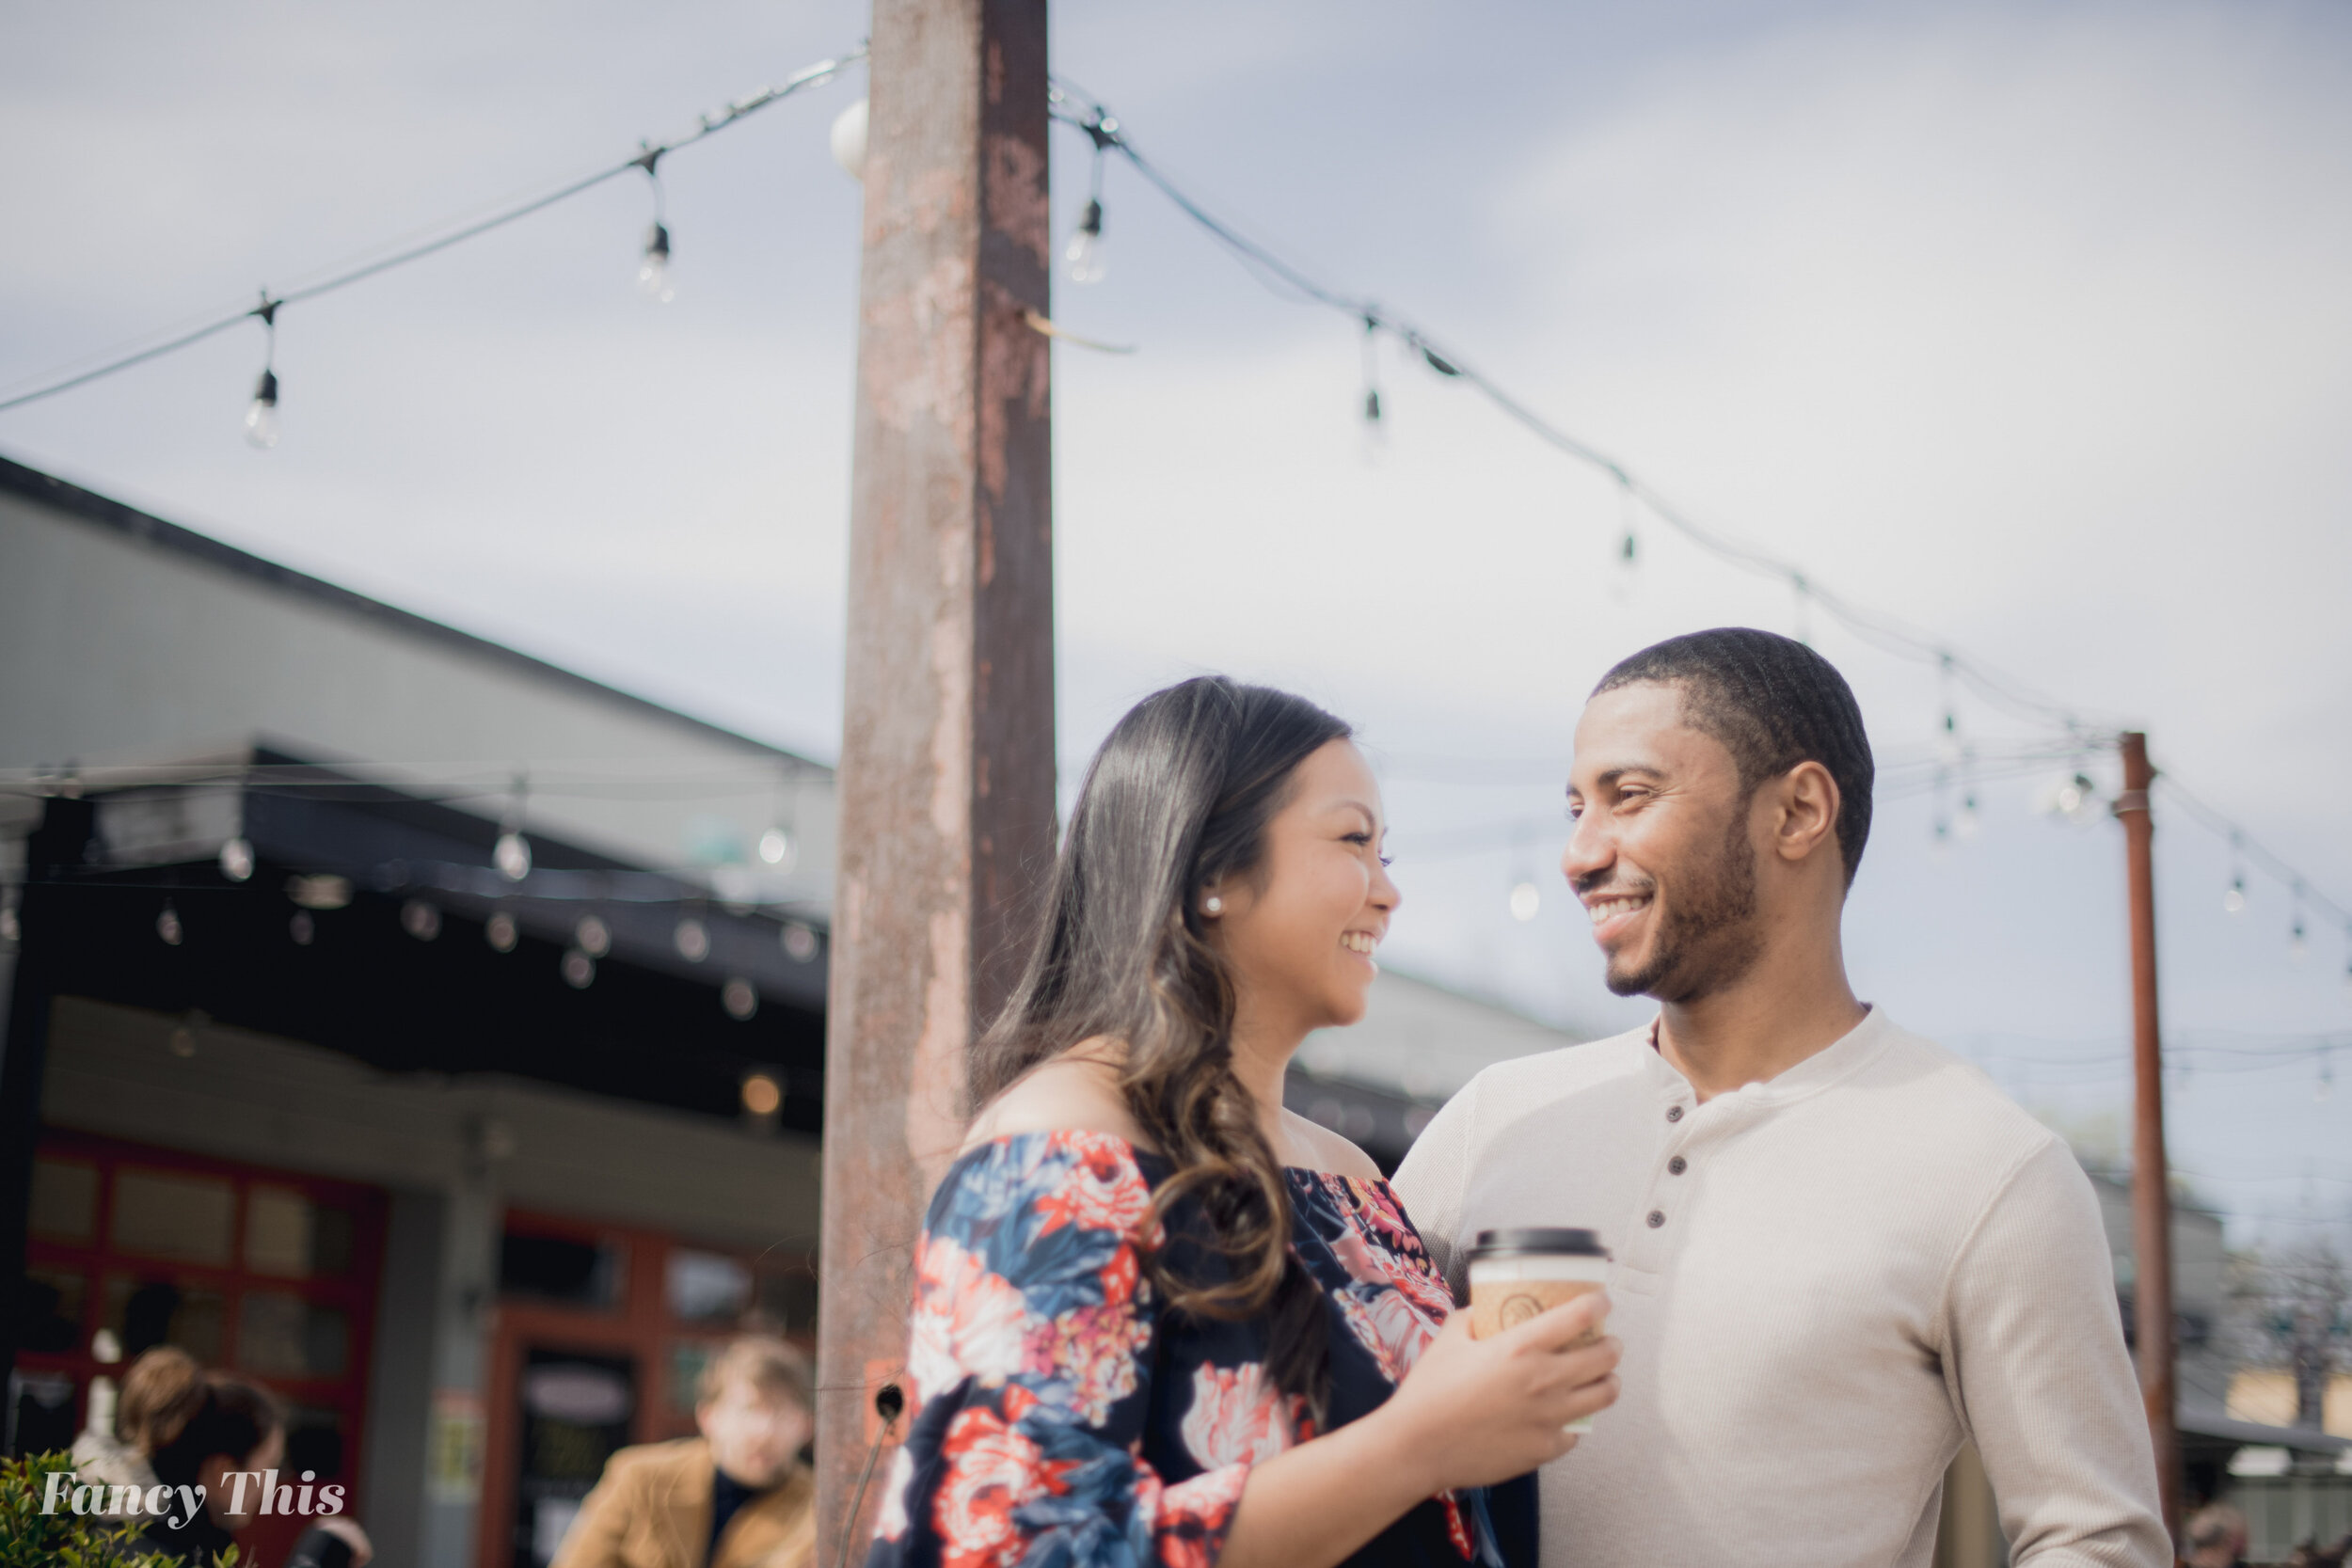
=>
[0,49,864,415]
[1045,80,2352,947]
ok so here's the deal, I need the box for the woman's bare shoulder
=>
[1280,1108,1386,1181]
[961,1044,1151,1154]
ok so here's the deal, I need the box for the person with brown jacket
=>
[553,1338,815,1568]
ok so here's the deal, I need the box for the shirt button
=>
[1646,1210,1666,1228]
[1665,1105,1684,1123]
[1667,1156,1687,1176]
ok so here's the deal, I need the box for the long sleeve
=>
[1942,1137,2169,1568]
[869,1132,1252,1568]
[1391,1075,1478,1299]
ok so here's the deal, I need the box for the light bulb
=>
[2289,921,2308,960]
[1509,881,1541,922]
[217,836,255,882]
[758,826,796,869]
[495,830,532,881]
[638,223,674,303]
[1065,199,1105,284]
[675,918,710,962]
[2223,879,2247,915]
[1955,796,1980,839]
[156,902,183,946]
[244,369,279,450]
[829,98,868,181]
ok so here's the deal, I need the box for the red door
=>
[20,1130,386,1568]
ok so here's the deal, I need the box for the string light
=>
[1359,315,1382,426]
[1509,880,1541,922]
[1065,111,1117,284]
[2288,888,2308,961]
[217,835,255,882]
[485,911,519,952]
[243,295,280,450]
[156,900,183,946]
[829,98,868,180]
[675,916,710,961]
[495,772,532,881]
[0,48,863,420]
[634,146,675,304]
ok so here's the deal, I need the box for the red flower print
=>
[1178,1362,1295,1470]
[1034,1135,1154,1238]
[1147,1460,1248,1568]
[1338,1287,1439,1382]
[1441,1493,1474,1560]
[911,1234,1034,1403]
[1024,1297,1151,1424]
[935,1407,1054,1568]
[1330,1227,1387,1286]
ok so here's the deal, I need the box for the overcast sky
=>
[4,0,2347,1248]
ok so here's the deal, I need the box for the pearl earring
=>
[1203,895,1224,916]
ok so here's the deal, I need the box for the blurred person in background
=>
[2182,1502,2247,1568]
[70,1343,207,1519]
[553,1335,816,1568]
[145,1371,373,1568]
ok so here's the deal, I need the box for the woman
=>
[870,678,1618,1568]
[70,1344,206,1521]
[146,1372,373,1568]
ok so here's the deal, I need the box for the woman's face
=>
[201,1426,284,1530]
[1212,737,1398,1038]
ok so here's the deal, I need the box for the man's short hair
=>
[696,1336,813,1410]
[1593,627,1874,886]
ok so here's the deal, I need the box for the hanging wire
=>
[0,48,865,414]
[1044,76,2350,931]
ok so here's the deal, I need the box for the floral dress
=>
[868,1130,1536,1568]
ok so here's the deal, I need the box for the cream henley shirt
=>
[1393,1006,2169,1568]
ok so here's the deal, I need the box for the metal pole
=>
[815,0,1056,1560]
[2116,732,2179,1541]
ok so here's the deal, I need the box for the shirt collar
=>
[1644,1004,1891,1110]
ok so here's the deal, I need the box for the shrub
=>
[0,1449,238,1568]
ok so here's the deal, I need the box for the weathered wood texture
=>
[816,0,1056,1558]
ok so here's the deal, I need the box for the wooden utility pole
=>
[816,0,1056,1560]
[2116,732,2179,1540]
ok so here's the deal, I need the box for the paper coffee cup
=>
[1466,1227,1611,1433]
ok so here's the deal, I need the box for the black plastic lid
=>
[1469,1227,1608,1259]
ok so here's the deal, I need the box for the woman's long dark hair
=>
[970,676,1351,1420]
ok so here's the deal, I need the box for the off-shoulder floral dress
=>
[867,1130,1536,1568]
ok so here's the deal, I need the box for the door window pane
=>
[500,1233,623,1310]
[665,1251,751,1323]
[103,1275,225,1364]
[236,1291,349,1380]
[112,1169,234,1265]
[30,1159,99,1243]
[246,1187,311,1276]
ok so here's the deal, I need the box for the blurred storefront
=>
[0,457,833,1567]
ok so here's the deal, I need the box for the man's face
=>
[1564,681,1765,1002]
[697,1381,812,1489]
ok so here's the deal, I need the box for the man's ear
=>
[1771,761,1842,866]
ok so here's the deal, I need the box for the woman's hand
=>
[1374,1293,1622,1494]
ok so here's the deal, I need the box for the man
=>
[555,1336,816,1568]
[1395,628,2168,1567]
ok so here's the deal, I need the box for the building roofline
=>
[0,452,827,772]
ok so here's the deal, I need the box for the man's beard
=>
[1604,808,1765,1003]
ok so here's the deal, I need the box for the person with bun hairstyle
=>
[866,678,1620,1568]
[70,1344,208,1520]
[145,1372,373,1568]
